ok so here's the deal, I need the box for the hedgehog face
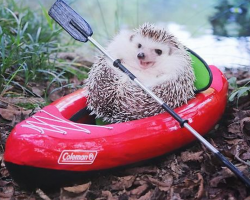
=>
[105,25,191,88]
[131,34,173,70]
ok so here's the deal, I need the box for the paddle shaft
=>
[98,47,250,188]
[88,35,250,188]
[68,15,250,189]
[184,123,250,187]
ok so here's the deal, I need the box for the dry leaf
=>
[48,87,65,102]
[111,175,135,190]
[130,184,149,196]
[195,173,204,200]
[101,191,116,200]
[0,180,11,187]
[0,100,8,109]
[240,117,250,133]
[225,139,244,145]
[0,107,31,121]
[0,166,10,177]
[60,183,90,200]
[242,149,250,160]
[162,174,174,186]
[137,191,152,200]
[227,193,238,200]
[170,161,183,176]
[169,187,182,200]
[148,176,172,188]
[150,187,167,200]
[244,196,250,200]
[1,97,45,105]
[32,86,44,97]
[63,182,91,194]
[159,185,171,192]
[0,186,14,199]
[181,151,204,162]
[56,52,93,67]
[0,107,16,121]
[209,175,226,187]
[228,122,241,134]
[210,165,247,187]
[36,189,51,200]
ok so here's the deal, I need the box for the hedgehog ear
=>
[129,34,135,42]
[169,46,177,55]
[168,43,179,55]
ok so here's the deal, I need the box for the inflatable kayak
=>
[4,51,228,188]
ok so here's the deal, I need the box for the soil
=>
[0,65,250,200]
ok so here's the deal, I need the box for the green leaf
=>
[236,86,249,98]
[229,86,250,102]
[228,77,237,89]
[5,7,20,25]
[229,90,239,102]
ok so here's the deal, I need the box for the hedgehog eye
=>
[138,43,142,48]
[155,49,162,55]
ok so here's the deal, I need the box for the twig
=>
[234,145,250,167]
[36,189,51,200]
[0,100,8,109]
[237,78,250,86]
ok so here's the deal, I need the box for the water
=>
[23,0,250,69]
[167,23,250,69]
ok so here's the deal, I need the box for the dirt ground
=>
[0,67,250,200]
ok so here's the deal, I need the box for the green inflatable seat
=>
[188,49,212,93]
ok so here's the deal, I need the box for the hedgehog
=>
[86,23,196,123]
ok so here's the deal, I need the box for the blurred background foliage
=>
[210,0,250,37]
[0,0,249,100]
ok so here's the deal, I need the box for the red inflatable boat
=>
[4,63,228,189]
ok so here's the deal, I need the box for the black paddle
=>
[48,0,250,188]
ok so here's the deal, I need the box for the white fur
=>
[105,30,190,88]
[86,24,195,123]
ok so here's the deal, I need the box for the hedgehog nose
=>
[137,53,145,59]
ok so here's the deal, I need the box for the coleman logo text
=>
[58,150,97,165]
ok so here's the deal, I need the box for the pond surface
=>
[167,23,250,70]
[25,0,250,69]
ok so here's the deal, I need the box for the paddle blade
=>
[48,0,93,42]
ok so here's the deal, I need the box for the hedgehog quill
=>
[86,23,196,123]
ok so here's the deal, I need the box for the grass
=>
[16,102,46,110]
[228,76,250,104]
[0,0,249,105]
[0,0,89,98]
